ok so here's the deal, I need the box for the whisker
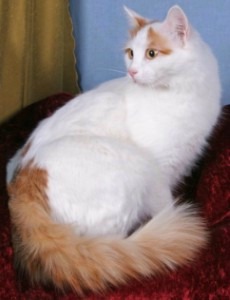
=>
[97,67,126,75]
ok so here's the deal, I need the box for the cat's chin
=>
[130,77,169,90]
[128,76,150,87]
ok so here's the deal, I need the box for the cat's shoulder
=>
[96,77,131,93]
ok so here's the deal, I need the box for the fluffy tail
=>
[8,168,208,294]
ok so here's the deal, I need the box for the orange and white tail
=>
[8,166,208,294]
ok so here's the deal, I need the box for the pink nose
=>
[128,69,138,78]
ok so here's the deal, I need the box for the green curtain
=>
[0,0,80,123]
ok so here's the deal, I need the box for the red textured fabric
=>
[0,94,229,300]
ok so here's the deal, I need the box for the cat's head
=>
[124,6,196,88]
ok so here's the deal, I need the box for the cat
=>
[6,5,221,294]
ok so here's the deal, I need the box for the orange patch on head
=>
[130,17,149,37]
[147,27,172,55]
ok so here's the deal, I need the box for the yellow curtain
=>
[0,0,80,123]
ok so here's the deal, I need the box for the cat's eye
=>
[146,49,158,60]
[126,48,134,60]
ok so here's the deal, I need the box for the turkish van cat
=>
[7,5,221,294]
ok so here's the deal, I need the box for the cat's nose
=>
[128,69,138,78]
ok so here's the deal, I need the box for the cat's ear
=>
[164,5,190,45]
[124,6,149,30]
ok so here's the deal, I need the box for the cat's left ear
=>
[164,5,190,45]
[124,6,149,30]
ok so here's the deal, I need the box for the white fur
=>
[7,6,221,238]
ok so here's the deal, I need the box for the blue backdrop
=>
[70,0,230,105]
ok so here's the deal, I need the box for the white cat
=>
[7,6,221,294]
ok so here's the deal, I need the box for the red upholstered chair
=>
[0,93,229,299]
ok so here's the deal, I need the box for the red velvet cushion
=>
[196,107,230,225]
[0,95,229,299]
